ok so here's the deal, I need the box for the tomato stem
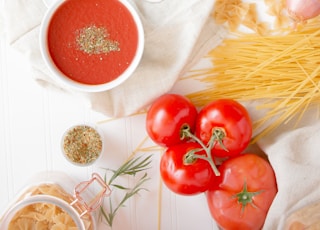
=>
[182,127,220,176]
[190,153,220,176]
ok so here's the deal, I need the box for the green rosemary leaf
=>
[111,173,150,215]
[107,155,152,185]
[100,155,152,227]
[100,206,111,226]
[111,184,129,190]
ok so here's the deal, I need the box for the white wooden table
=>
[0,6,219,230]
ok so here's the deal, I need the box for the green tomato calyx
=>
[180,124,192,140]
[233,180,264,214]
[209,127,229,152]
[183,148,202,165]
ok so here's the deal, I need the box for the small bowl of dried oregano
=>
[61,124,104,166]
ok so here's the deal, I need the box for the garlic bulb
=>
[286,0,320,22]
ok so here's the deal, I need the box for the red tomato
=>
[195,99,252,157]
[160,142,216,195]
[146,94,198,147]
[206,154,277,230]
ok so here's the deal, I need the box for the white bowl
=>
[61,124,104,167]
[40,0,144,92]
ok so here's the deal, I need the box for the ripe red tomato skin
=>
[195,99,252,157]
[206,154,277,230]
[160,142,216,196]
[146,94,198,147]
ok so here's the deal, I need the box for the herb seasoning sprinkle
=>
[63,125,103,165]
[76,25,120,55]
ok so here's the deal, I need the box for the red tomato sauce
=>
[47,0,139,85]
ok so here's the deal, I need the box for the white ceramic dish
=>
[43,0,164,6]
[61,124,105,167]
[40,0,144,92]
[42,0,55,7]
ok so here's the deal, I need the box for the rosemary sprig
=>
[100,155,152,227]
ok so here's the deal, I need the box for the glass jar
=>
[0,172,110,230]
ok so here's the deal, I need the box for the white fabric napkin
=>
[2,0,226,117]
[243,100,320,229]
[259,118,320,229]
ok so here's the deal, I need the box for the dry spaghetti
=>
[187,19,320,141]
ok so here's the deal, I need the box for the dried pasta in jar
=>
[7,184,93,230]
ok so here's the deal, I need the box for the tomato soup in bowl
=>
[40,0,144,92]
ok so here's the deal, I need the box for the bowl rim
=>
[39,0,145,93]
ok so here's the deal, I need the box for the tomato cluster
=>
[146,94,278,230]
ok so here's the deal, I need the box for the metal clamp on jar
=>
[0,172,111,230]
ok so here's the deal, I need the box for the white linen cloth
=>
[2,0,320,229]
[1,0,225,117]
[260,118,320,229]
